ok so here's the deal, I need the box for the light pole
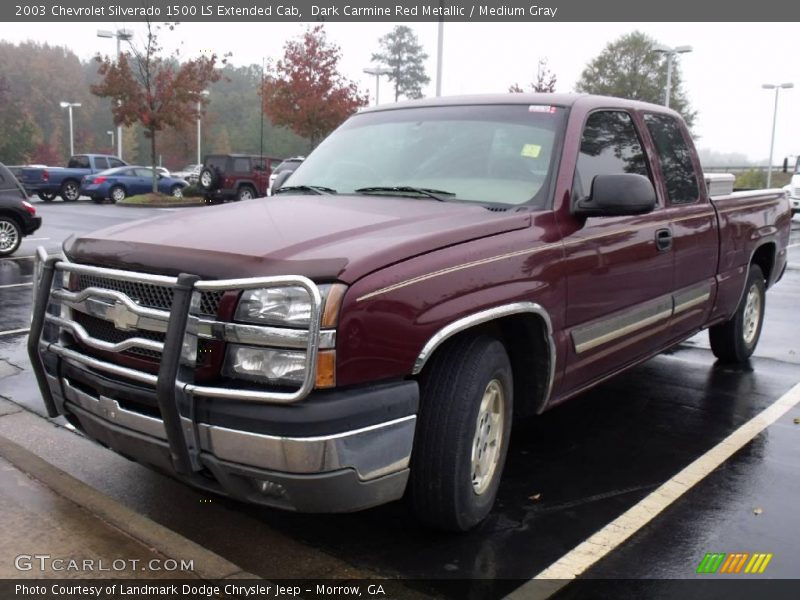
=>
[97,28,133,159]
[762,82,794,188]
[59,102,81,156]
[197,90,210,165]
[106,130,114,152]
[652,44,692,108]
[363,66,392,105]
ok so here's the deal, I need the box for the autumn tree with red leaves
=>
[91,21,223,192]
[262,26,367,149]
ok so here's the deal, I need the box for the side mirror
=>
[272,170,293,192]
[573,174,656,217]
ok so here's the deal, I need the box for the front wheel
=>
[0,217,22,257]
[409,335,513,531]
[709,265,765,363]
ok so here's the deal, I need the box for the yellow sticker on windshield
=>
[521,144,541,158]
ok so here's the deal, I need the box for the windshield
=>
[288,104,566,206]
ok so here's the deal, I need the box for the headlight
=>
[235,286,314,327]
[223,344,306,385]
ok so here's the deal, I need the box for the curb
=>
[0,434,257,580]
[117,201,205,208]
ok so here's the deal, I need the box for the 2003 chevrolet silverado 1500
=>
[28,94,791,531]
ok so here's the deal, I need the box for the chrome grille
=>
[77,274,224,316]
[74,312,164,359]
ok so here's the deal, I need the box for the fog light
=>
[253,479,287,498]
[223,344,305,385]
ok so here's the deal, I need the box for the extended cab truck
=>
[20,154,127,202]
[28,95,791,531]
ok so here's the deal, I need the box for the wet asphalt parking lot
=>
[1,200,799,598]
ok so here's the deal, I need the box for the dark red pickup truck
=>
[29,94,791,531]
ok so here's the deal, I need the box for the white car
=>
[172,164,202,185]
[267,157,304,195]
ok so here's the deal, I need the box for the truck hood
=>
[66,195,531,283]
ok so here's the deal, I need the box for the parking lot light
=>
[762,83,794,188]
[59,102,81,156]
[652,44,692,108]
[363,66,392,106]
[97,29,133,160]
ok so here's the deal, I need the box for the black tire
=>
[170,184,184,199]
[709,265,766,363]
[410,335,513,531]
[37,192,56,202]
[109,186,126,204]
[198,167,218,190]
[0,217,23,257]
[60,180,80,202]
[236,185,256,201]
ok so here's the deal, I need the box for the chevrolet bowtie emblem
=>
[108,301,139,331]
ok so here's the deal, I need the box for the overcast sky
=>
[2,21,798,164]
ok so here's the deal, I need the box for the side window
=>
[134,168,153,178]
[108,158,125,168]
[643,113,699,205]
[68,156,91,169]
[94,157,109,170]
[233,157,250,172]
[573,111,650,202]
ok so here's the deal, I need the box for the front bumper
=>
[28,250,418,512]
[54,366,417,512]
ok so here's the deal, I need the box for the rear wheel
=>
[37,192,56,202]
[236,186,255,201]
[409,335,513,531]
[110,186,126,203]
[709,265,765,363]
[0,217,22,257]
[60,180,80,202]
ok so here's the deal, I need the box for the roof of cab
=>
[358,93,680,118]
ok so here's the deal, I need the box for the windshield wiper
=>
[355,186,455,202]
[274,185,336,195]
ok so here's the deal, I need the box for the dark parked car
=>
[81,167,189,203]
[198,154,282,202]
[267,156,304,195]
[0,162,41,257]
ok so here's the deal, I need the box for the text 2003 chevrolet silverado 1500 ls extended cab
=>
[29,94,791,531]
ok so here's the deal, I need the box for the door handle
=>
[655,228,672,252]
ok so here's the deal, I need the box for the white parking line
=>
[506,380,800,599]
[0,283,32,289]
[1,255,35,261]
[0,328,29,338]
[788,242,800,249]
[21,237,50,242]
